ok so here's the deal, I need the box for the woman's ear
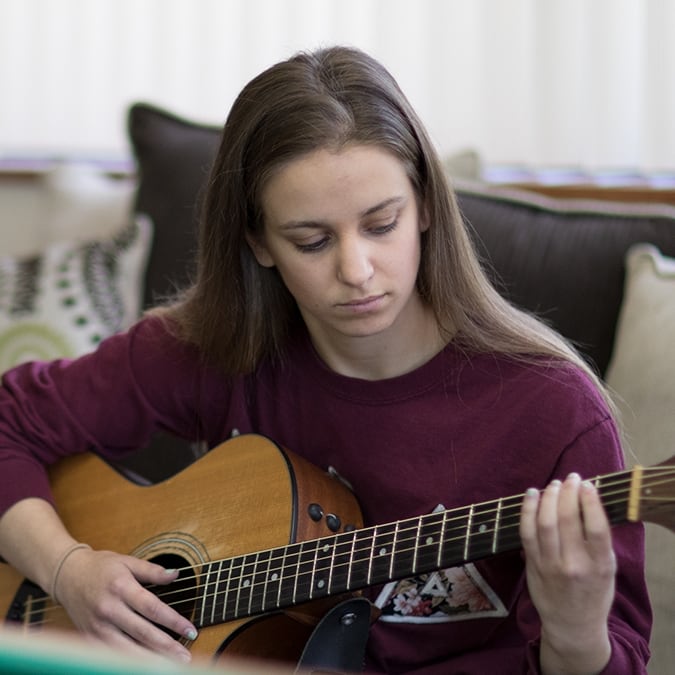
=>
[245,232,276,268]
[418,208,430,233]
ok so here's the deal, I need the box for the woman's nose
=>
[336,236,374,287]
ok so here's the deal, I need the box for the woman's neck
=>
[308,302,450,381]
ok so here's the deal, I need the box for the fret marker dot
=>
[425,537,434,545]
[379,548,387,556]
[271,573,278,581]
[317,579,325,589]
[323,545,330,553]
[479,524,487,533]
[243,579,250,587]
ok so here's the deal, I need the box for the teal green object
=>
[0,628,265,675]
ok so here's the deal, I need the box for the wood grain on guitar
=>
[1,433,673,666]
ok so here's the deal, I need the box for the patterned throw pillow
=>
[0,215,151,373]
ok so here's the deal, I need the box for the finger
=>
[124,556,181,585]
[125,582,198,644]
[520,487,541,558]
[556,473,585,549]
[535,479,563,560]
[113,598,195,662]
[91,620,192,664]
[579,480,615,562]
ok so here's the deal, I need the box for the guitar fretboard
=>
[187,471,631,628]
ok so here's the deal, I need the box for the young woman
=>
[0,46,651,673]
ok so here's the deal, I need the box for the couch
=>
[1,102,674,673]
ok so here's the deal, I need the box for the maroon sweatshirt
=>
[0,316,651,673]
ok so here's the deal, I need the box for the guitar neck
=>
[192,467,635,628]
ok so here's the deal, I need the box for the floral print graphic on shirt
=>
[374,563,508,624]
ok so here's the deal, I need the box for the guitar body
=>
[0,434,364,665]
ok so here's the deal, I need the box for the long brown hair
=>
[166,45,611,410]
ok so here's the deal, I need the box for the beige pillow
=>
[605,243,675,675]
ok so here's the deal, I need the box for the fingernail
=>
[163,568,177,575]
[550,479,562,488]
[184,627,198,641]
[525,487,539,499]
[567,472,581,483]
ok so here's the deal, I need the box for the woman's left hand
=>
[520,473,617,674]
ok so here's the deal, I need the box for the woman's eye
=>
[370,220,398,235]
[295,237,329,253]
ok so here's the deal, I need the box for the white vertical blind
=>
[0,0,673,171]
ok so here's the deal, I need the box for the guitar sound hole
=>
[147,553,197,636]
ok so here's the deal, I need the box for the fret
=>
[492,498,503,554]
[223,555,242,622]
[491,496,524,554]
[198,561,217,627]
[437,505,471,569]
[350,528,374,589]
[412,517,422,574]
[235,554,257,617]
[369,522,396,585]
[437,511,448,569]
[312,538,334,599]
[388,521,400,580]
[346,530,357,588]
[415,511,445,574]
[366,526,376,585]
[262,547,283,611]
[390,520,415,580]
[295,540,318,602]
[463,504,474,561]
[276,544,291,608]
[208,560,226,626]
[307,538,321,600]
[277,544,301,608]
[248,549,272,615]
[328,533,352,595]
[466,503,500,561]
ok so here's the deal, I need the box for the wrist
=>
[540,626,611,675]
[49,542,92,604]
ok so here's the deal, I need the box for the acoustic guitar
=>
[1,434,673,667]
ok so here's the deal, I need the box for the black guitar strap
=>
[295,597,372,674]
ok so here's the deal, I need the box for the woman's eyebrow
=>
[279,196,407,231]
[360,195,406,217]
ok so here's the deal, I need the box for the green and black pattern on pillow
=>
[0,217,151,373]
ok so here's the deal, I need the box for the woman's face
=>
[252,144,429,361]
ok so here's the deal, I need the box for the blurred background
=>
[0,0,674,181]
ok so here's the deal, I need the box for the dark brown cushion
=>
[457,182,675,375]
[127,102,222,308]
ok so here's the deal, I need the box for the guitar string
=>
[19,467,674,627]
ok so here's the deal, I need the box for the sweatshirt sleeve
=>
[0,316,206,517]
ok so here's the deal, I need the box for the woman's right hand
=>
[53,545,198,663]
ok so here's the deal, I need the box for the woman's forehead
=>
[260,145,414,226]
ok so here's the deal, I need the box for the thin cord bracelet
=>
[50,542,92,604]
